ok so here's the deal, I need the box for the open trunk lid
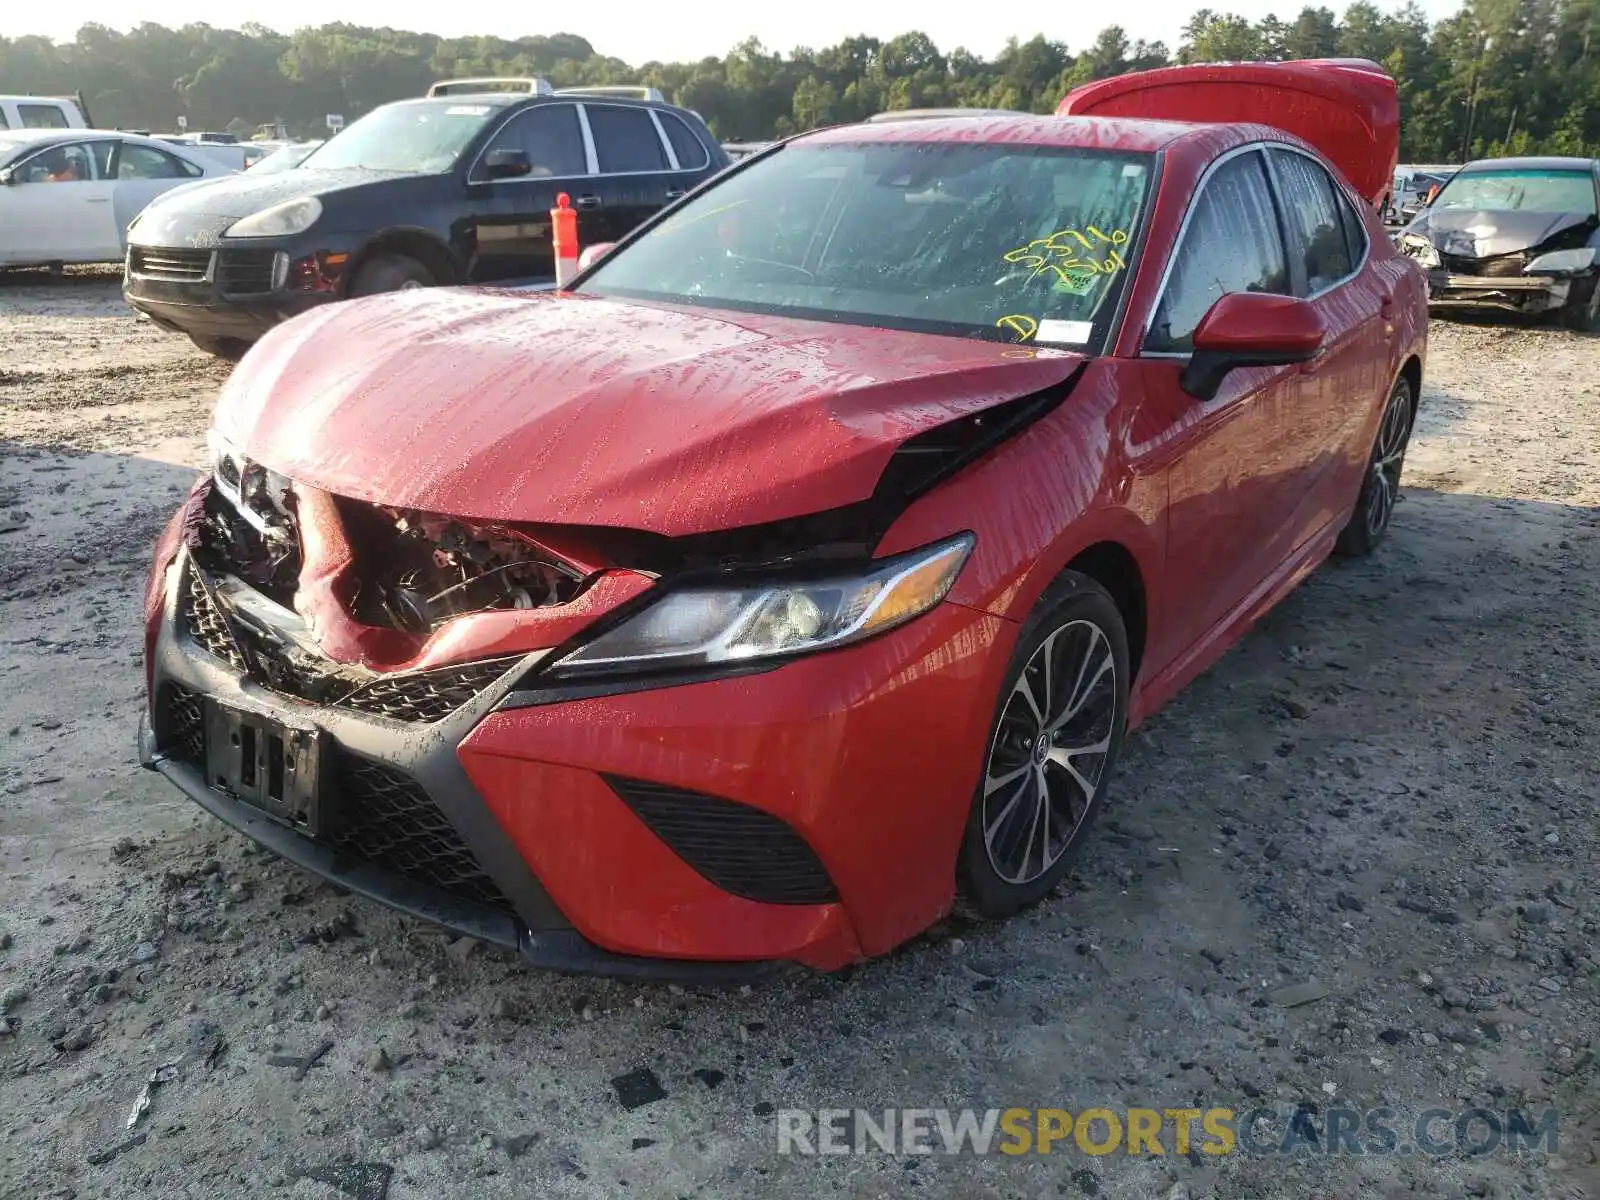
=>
[1057,58,1399,209]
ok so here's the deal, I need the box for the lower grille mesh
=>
[332,756,512,911]
[606,776,838,905]
[159,684,207,767]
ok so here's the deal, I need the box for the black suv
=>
[123,89,728,357]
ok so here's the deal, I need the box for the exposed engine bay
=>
[197,448,587,637]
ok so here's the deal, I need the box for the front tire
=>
[349,254,435,297]
[1561,273,1600,333]
[1336,374,1414,557]
[958,573,1130,918]
[188,333,247,361]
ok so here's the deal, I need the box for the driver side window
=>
[473,104,587,181]
[15,141,94,185]
[1145,150,1290,354]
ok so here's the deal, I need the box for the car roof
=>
[1456,156,1598,173]
[800,113,1250,156]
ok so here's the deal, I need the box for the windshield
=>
[1433,168,1597,215]
[299,103,500,174]
[579,140,1154,351]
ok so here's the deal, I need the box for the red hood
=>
[215,288,1082,536]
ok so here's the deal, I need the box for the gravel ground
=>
[1,270,1597,1200]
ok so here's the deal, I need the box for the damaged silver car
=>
[1397,155,1600,331]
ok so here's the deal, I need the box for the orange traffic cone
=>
[552,192,579,287]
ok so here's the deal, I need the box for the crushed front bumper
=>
[142,546,1015,975]
[1426,270,1571,314]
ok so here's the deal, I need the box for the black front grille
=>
[1439,250,1530,278]
[216,249,279,294]
[179,563,515,722]
[333,756,511,910]
[130,246,212,282]
[181,570,246,670]
[337,659,520,722]
[158,683,207,767]
[607,777,838,905]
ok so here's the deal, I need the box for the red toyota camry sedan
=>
[139,60,1426,977]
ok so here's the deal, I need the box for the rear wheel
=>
[349,254,435,297]
[958,573,1130,918]
[1336,375,1414,557]
[188,333,247,361]
[1561,273,1600,333]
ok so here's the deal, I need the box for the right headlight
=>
[1524,247,1598,276]
[225,196,322,238]
[547,534,975,679]
[1398,233,1440,269]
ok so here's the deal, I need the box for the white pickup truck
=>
[0,94,92,131]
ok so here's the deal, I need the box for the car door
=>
[466,101,594,284]
[579,103,675,242]
[1263,146,1393,533]
[108,141,208,252]
[0,140,118,262]
[1138,147,1317,663]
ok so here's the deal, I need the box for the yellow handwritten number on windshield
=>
[996,314,1038,342]
[1004,227,1129,285]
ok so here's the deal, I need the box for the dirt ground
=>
[1,269,1597,1200]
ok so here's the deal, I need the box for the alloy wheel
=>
[1365,385,1411,539]
[981,619,1118,885]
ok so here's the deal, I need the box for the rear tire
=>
[188,333,247,361]
[957,572,1130,919]
[349,254,435,297]
[1336,374,1414,557]
[1561,273,1600,333]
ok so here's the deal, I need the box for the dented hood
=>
[215,288,1083,536]
[1404,207,1598,258]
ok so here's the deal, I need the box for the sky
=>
[4,0,1466,63]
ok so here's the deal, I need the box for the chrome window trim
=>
[1138,140,1371,356]
[646,108,680,171]
[575,104,600,175]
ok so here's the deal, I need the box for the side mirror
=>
[577,242,617,271]
[1399,204,1420,223]
[0,168,13,187]
[1180,292,1327,403]
[483,148,531,180]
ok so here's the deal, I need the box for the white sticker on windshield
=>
[446,105,491,116]
[1035,319,1094,345]
[1122,163,1144,177]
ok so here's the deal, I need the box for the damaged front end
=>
[176,438,640,722]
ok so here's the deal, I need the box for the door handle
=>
[1379,292,1395,318]
[86,197,111,204]
[573,194,601,210]
[664,189,685,200]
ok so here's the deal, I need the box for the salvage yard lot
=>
[1,270,1598,1200]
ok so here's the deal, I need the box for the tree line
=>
[2,0,1596,161]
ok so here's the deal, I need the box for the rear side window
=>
[658,111,709,170]
[1269,149,1355,293]
[116,144,191,180]
[585,105,668,173]
[1146,151,1290,354]
[19,103,70,129]
[476,103,587,179]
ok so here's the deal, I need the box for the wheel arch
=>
[1397,354,1422,423]
[1059,541,1149,684]
[346,228,463,293]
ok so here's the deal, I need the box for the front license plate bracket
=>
[203,700,326,834]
